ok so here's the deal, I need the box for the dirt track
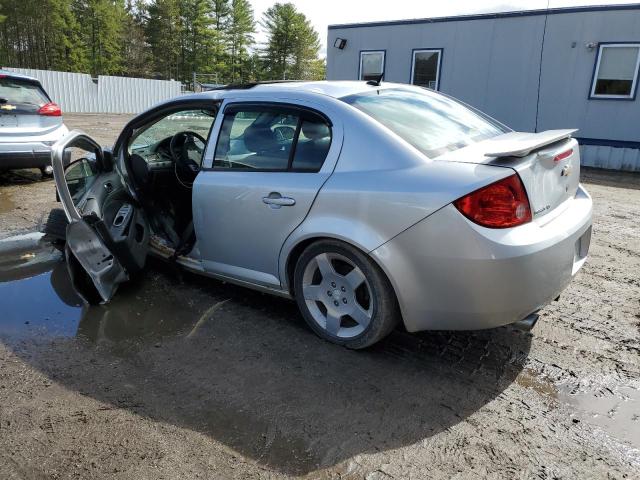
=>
[0,114,639,479]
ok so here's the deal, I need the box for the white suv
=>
[0,70,68,176]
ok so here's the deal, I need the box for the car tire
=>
[293,239,400,349]
[40,166,53,178]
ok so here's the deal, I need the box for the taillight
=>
[454,174,532,229]
[554,149,573,162]
[37,102,62,116]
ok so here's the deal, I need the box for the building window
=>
[590,43,640,99]
[411,49,442,90]
[359,51,385,81]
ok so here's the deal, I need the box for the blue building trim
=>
[409,48,443,90]
[588,42,640,101]
[358,49,386,80]
[576,137,640,149]
[328,4,640,30]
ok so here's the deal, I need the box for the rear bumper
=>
[0,124,68,170]
[372,184,593,332]
[0,149,53,169]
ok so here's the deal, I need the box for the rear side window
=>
[291,119,331,172]
[213,105,331,172]
[0,78,49,106]
[341,88,507,158]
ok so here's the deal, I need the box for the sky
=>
[249,0,640,55]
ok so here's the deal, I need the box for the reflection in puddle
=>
[557,382,640,449]
[0,263,84,339]
[517,369,640,452]
[0,245,210,344]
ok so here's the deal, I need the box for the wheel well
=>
[285,237,400,312]
[286,237,329,295]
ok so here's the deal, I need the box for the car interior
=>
[126,108,217,254]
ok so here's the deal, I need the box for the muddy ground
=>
[0,114,133,239]
[0,114,639,479]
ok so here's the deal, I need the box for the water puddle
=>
[557,382,640,448]
[0,243,214,344]
[0,261,84,339]
[517,369,640,454]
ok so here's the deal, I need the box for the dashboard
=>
[131,137,174,171]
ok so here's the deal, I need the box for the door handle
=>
[262,193,296,208]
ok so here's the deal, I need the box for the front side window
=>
[342,88,507,158]
[214,105,331,172]
[590,43,640,99]
[411,49,442,90]
[359,51,385,81]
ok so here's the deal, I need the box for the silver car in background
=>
[51,81,592,349]
[0,70,67,176]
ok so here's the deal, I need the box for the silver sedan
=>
[51,81,592,348]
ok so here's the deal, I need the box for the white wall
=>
[4,68,182,114]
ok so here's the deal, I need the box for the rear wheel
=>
[293,240,399,349]
[40,165,53,178]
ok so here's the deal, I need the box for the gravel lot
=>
[0,114,639,479]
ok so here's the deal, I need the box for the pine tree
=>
[122,0,151,77]
[260,3,321,81]
[0,0,87,72]
[72,0,128,76]
[146,0,182,79]
[182,0,215,82]
[209,0,231,80]
[227,0,254,83]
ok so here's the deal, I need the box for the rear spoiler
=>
[483,129,578,158]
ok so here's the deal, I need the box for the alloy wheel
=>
[301,252,374,339]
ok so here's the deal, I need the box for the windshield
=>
[341,88,507,158]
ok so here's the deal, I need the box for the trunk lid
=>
[0,75,63,139]
[435,130,581,219]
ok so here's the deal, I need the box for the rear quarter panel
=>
[279,104,513,290]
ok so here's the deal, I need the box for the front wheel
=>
[293,240,400,349]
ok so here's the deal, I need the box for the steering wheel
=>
[169,131,206,182]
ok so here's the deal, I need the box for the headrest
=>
[302,121,330,141]
[243,125,278,152]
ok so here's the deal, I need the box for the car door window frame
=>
[112,98,221,201]
[206,101,333,173]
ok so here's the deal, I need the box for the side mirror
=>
[64,157,99,203]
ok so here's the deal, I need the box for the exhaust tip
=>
[512,313,539,331]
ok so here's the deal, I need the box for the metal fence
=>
[3,68,183,114]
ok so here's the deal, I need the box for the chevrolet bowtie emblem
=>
[0,104,16,111]
[561,165,573,177]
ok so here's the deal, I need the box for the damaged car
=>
[51,81,592,348]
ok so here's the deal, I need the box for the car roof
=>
[0,69,42,84]
[186,80,411,102]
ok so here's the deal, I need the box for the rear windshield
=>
[0,78,49,107]
[341,88,507,158]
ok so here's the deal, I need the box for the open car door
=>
[52,130,149,304]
